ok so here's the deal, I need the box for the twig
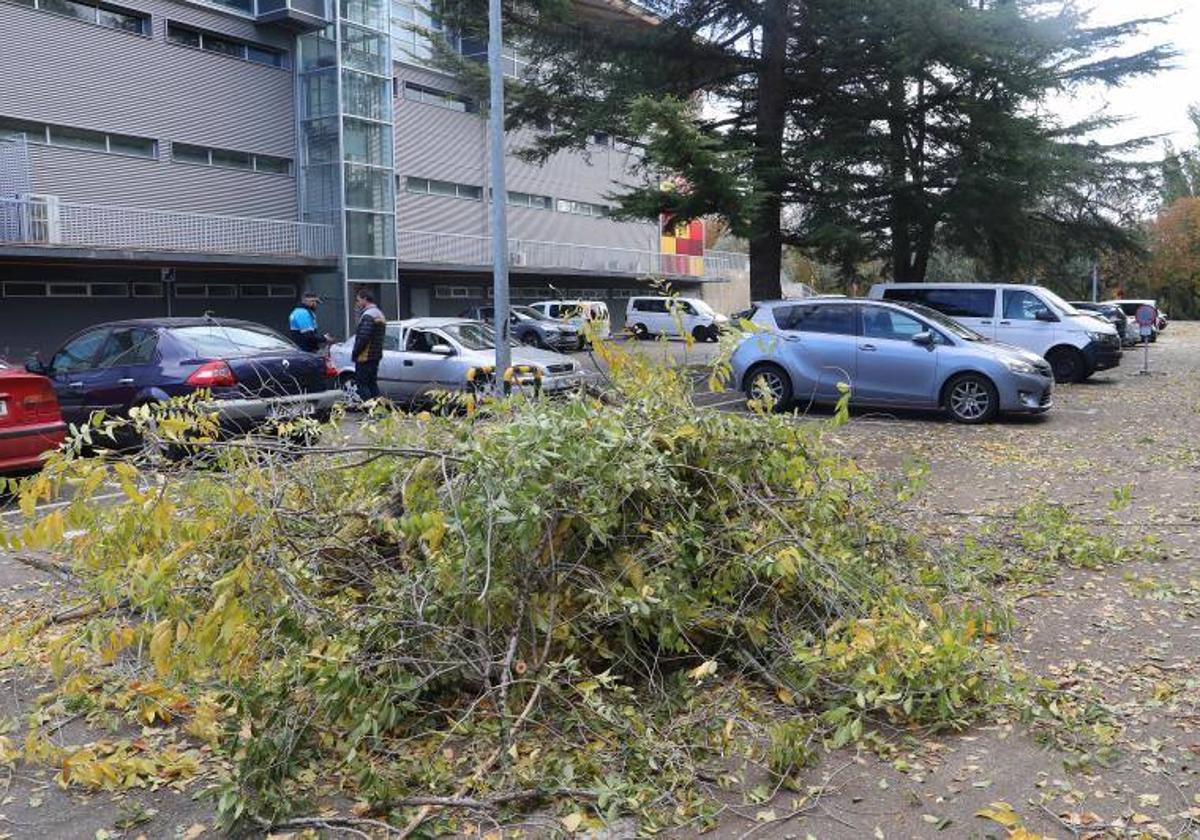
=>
[10,552,76,581]
[397,682,545,839]
[50,602,105,624]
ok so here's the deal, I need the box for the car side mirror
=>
[430,344,454,356]
[1035,309,1058,323]
[912,331,935,346]
[25,356,47,375]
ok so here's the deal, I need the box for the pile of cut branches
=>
[3,348,1019,835]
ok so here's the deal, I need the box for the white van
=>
[868,283,1122,383]
[528,300,612,341]
[625,296,729,342]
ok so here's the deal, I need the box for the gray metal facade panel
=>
[28,145,299,218]
[393,62,659,253]
[0,0,295,156]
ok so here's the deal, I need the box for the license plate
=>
[268,402,312,421]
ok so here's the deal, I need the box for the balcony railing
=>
[0,196,339,260]
[397,229,749,282]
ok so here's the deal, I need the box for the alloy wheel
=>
[949,379,991,421]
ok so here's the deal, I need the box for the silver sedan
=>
[330,317,584,404]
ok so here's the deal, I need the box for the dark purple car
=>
[27,317,342,430]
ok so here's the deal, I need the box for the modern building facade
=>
[0,0,749,359]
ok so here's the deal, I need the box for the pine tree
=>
[441,0,1173,294]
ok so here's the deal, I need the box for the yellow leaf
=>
[687,660,718,681]
[150,620,174,676]
[776,687,796,706]
[1009,829,1042,840]
[561,812,584,833]
[975,802,1020,828]
[182,824,207,840]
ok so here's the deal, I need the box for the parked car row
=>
[729,284,1165,424]
[328,318,584,403]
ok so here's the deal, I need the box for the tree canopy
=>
[443,0,1174,297]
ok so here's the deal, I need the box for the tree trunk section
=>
[748,0,790,302]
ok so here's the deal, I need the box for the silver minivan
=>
[731,299,1054,423]
[868,283,1121,383]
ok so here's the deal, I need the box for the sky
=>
[1055,0,1200,157]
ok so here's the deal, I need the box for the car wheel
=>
[339,373,360,403]
[1046,347,1086,384]
[521,332,545,349]
[631,323,650,341]
[691,325,710,343]
[944,373,999,424]
[744,363,793,412]
[708,325,721,343]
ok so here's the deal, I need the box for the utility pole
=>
[1091,261,1099,303]
[488,0,511,391]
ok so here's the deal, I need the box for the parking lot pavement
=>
[4,326,1199,839]
[700,323,1200,840]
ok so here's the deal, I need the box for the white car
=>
[625,296,729,342]
[527,300,612,341]
[329,318,583,404]
[869,283,1122,383]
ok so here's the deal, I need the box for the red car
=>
[0,361,66,474]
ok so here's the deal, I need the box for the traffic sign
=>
[1135,304,1157,327]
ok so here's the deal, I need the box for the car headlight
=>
[544,325,562,333]
[1086,330,1106,342]
[1005,358,1038,375]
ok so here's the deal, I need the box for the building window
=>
[405,176,482,201]
[401,82,478,114]
[434,286,481,300]
[556,198,611,218]
[171,142,293,175]
[1,281,131,297]
[19,0,149,34]
[505,190,552,210]
[0,116,156,158]
[132,282,164,298]
[390,0,454,67]
[175,283,237,298]
[239,284,298,299]
[1,283,47,298]
[166,22,289,68]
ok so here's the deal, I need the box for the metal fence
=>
[0,196,339,259]
[397,229,750,282]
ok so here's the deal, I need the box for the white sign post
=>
[1135,304,1157,376]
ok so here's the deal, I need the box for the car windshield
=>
[690,299,716,317]
[892,301,985,341]
[1038,288,1080,317]
[170,324,294,356]
[441,322,520,350]
[512,306,549,322]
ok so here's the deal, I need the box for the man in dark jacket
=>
[351,288,386,401]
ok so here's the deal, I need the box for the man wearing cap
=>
[289,291,332,352]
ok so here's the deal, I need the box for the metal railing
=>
[397,229,750,282]
[0,196,339,259]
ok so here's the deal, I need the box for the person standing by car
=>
[288,291,333,352]
[351,289,386,401]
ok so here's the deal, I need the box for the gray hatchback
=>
[730,299,1053,423]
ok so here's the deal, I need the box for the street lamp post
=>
[488,0,511,391]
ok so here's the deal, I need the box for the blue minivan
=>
[731,298,1054,424]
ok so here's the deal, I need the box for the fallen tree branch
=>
[267,788,599,836]
[10,552,76,581]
